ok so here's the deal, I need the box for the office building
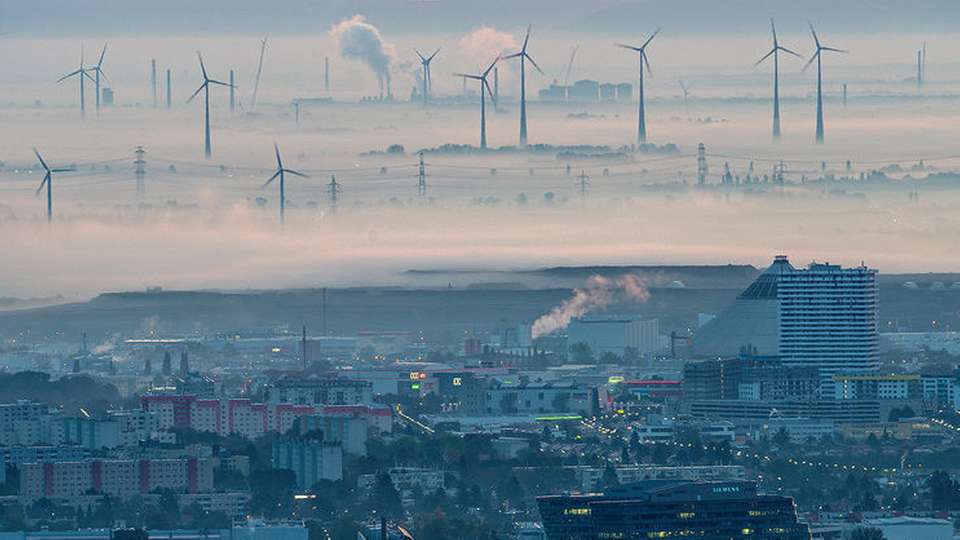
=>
[537,480,809,540]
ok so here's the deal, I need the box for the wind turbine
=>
[804,23,847,144]
[616,28,660,144]
[504,25,543,146]
[33,148,72,223]
[89,43,110,116]
[415,48,440,106]
[58,46,95,119]
[187,52,234,158]
[755,19,801,141]
[262,143,307,226]
[454,56,498,150]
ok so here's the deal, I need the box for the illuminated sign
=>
[452,377,463,386]
[608,376,625,384]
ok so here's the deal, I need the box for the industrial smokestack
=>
[151,59,157,109]
[325,57,330,91]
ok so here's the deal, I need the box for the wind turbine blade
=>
[522,24,531,52]
[428,48,440,62]
[770,18,778,46]
[415,49,426,62]
[821,46,848,54]
[525,53,544,74]
[484,79,495,105]
[262,170,280,188]
[98,69,113,86]
[284,169,308,178]
[97,43,107,67]
[614,42,641,52]
[779,46,802,58]
[642,52,653,77]
[502,52,523,59]
[197,51,208,80]
[808,22,820,49]
[274,143,282,168]
[802,52,818,73]
[33,148,49,172]
[57,69,82,83]
[754,48,776,67]
[83,70,96,83]
[36,173,49,196]
[483,56,499,76]
[50,168,73,173]
[208,79,233,87]
[452,72,480,80]
[641,27,661,49]
[186,83,206,103]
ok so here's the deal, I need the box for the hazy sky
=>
[2,1,959,299]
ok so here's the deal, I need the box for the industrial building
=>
[567,315,661,357]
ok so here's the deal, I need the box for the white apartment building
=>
[778,260,879,395]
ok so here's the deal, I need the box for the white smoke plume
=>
[330,15,395,95]
[531,275,651,339]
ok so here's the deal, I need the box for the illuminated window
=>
[678,512,696,519]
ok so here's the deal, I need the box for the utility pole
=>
[697,142,707,186]
[151,59,157,109]
[166,69,172,109]
[417,152,427,198]
[229,69,235,112]
[328,175,341,213]
[576,170,589,205]
[134,146,146,197]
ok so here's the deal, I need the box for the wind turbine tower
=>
[454,56,499,150]
[33,148,72,223]
[616,28,660,144]
[804,23,847,144]
[755,19,800,140]
[58,47,94,119]
[151,59,157,109]
[187,52,235,158]
[250,37,267,111]
[505,26,543,146]
[90,44,109,116]
[262,143,307,226]
[415,48,440,106]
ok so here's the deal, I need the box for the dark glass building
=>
[537,480,809,540]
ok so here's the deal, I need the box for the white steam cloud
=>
[531,274,651,339]
[330,15,395,95]
[458,26,518,65]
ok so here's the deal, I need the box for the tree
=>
[850,527,885,540]
[329,515,363,540]
[249,469,297,518]
[601,464,619,488]
[569,342,594,363]
[370,472,403,519]
[598,352,620,365]
[623,347,640,365]
[772,427,790,447]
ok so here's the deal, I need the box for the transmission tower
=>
[134,146,146,197]
[576,170,589,205]
[696,143,707,186]
[327,175,341,213]
[417,152,427,198]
